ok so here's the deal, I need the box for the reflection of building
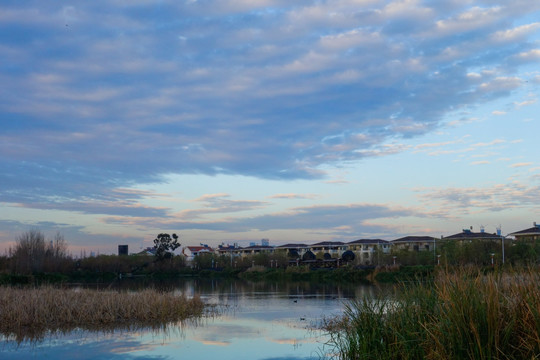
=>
[508,222,540,242]
[392,236,436,252]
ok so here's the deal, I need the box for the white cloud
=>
[510,162,533,168]
[1,0,540,233]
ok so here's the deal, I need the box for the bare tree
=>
[13,229,46,274]
[49,232,68,259]
[12,229,70,274]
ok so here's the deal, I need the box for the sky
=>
[1,0,540,255]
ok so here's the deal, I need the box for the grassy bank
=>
[0,286,205,342]
[0,265,434,286]
[323,267,540,360]
[239,266,374,283]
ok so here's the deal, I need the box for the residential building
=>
[347,239,390,265]
[392,236,436,252]
[311,241,346,258]
[442,228,501,242]
[239,245,275,256]
[275,243,309,259]
[508,222,540,242]
[182,245,214,262]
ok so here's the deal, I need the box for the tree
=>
[12,229,69,274]
[153,233,180,260]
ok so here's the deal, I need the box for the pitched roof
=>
[443,230,500,240]
[242,245,274,249]
[185,246,213,252]
[276,243,308,248]
[508,225,540,236]
[311,241,345,246]
[392,236,436,243]
[348,238,389,244]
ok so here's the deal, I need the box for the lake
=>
[0,278,383,360]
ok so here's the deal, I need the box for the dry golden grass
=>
[0,286,205,341]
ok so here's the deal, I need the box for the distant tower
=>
[118,245,128,256]
[261,238,270,246]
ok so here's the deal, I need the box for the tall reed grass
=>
[323,267,540,360]
[0,286,205,342]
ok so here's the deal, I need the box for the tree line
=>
[1,230,539,280]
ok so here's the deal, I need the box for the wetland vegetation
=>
[2,229,540,358]
[323,266,540,360]
[0,286,205,342]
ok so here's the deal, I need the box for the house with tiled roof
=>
[182,245,214,261]
[442,228,501,242]
[392,236,437,252]
[508,222,540,242]
[311,241,347,258]
[275,243,308,259]
[347,239,390,265]
[239,245,275,256]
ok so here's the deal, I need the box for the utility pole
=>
[497,226,504,265]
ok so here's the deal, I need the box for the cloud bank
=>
[1,0,539,220]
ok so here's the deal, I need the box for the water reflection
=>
[1,279,384,360]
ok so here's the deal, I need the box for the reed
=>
[323,267,540,360]
[0,286,205,341]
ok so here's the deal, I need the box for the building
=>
[347,239,390,265]
[442,228,502,242]
[508,222,540,242]
[239,244,275,256]
[118,245,128,256]
[311,241,347,258]
[275,243,309,259]
[182,245,214,262]
[392,236,437,252]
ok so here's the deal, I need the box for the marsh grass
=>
[323,267,540,360]
[0,286,205,342]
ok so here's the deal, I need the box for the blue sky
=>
[1,0,539,254]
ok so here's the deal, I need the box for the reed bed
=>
[0,286,205,341]
[323,267,540,360]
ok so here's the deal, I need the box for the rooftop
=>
[443,230,501,240]
[348,238,389,244]
[392,236,436,243]
[508,223,540,236]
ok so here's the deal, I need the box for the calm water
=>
[1,279,382,360]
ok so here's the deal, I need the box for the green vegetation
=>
[153,233,181,260]
[1,229,540,286]
[239,265,373,283]
[0,286,205,342]
[323,267,540,360]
